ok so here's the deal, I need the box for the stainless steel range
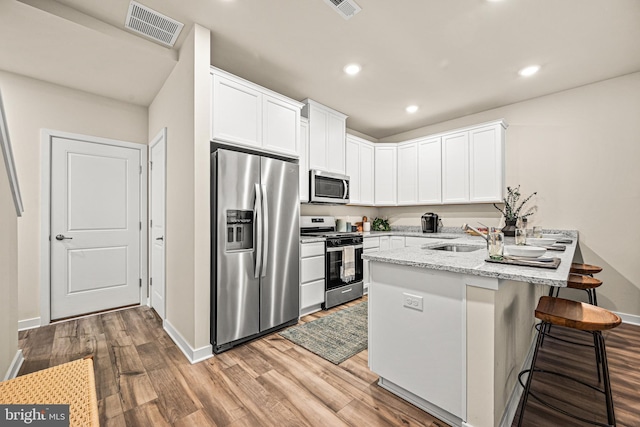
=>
[300,216,364,309]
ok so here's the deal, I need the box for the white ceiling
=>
[2,0,639,139]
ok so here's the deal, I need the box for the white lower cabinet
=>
[300,242,325,316]
[391,236,405,249]
[379,236,390,251]
[363,237,380,293]
[405,236,430,247]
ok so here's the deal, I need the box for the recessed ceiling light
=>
[518,65,541,77]
[406,105,419,114]
[344,64,361,76]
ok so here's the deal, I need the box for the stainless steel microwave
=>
[309,170,350,204]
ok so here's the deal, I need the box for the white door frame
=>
[40,129,148,326]
[148,128,166,319]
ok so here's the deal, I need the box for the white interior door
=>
[50,136,141,320]
[149,130,166,319]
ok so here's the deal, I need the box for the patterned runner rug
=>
[279,302,368,364]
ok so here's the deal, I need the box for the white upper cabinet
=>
[302,99,348,175]
[374,144,397,206]
[345,136,360,204]
[442,121,506,204]
[262,95,300,157]
[442,131,470,203]
[418,137,442,204]
[359,141,375,205]
[345,134,375,205]
[469,124,504,202]
[212,73,261,148]
[397,141,419,205]
[299,118,309,203]
[211,67,302,158]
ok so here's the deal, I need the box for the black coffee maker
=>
[421,213,439,233]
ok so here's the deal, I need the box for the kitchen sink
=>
[430,244,483,253]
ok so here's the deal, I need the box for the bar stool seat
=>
[536,296,619,331]
[571,263,603,276]
[518,296,621,427]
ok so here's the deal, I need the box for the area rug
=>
[279,302,368,364]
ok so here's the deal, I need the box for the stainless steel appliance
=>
[309,170,350,204]
[300,216,363,309]
[211,148,300,353]
[421,212,439,233]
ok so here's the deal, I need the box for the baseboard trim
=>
[4,350,24,381]
[18,317,42,331]
[614,310,640,326]
[163,320,213,364]
[498,333,537,427]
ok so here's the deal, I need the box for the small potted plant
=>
[493,185,536,236]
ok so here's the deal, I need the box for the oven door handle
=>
[326,244,363,252]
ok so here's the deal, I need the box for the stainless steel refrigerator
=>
[211,148,300,353]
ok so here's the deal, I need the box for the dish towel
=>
[341,246,356,282]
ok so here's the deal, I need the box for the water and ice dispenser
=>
[225,210,254,251]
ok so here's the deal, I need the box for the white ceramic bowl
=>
[505,245,547,258]
[526,237,556,246]
[541,233,564,239]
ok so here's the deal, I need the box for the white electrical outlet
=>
[402,293,424,311]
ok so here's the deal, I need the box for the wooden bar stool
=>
[549,273,603,306]
[571,262,603,276]
[518,296,621,427]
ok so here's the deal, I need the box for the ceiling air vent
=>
[322,0,362,20]
[125,1,184,47]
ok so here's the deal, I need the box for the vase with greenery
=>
[493,185,536,236]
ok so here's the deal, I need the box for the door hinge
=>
[150,219,153,227]
[140,165,142,174]
[139,278,142,288]
[139,221,142,230]
[150,161,153,170]
[150,277,152,287]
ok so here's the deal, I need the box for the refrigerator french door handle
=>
[254,183,263,279]
[343,180,348,199]
[260,184,269,278]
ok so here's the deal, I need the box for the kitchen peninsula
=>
[362,230,578,427]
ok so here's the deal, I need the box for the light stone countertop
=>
[362,230,578,287]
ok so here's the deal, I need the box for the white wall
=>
[0,132,19,377]
[380,72,640,317]
[148,24,211,353]
[0,71,148,324]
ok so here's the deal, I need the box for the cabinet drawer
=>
[363,237,380,249]
[405,236,429,247]
[301,256,325,283]
[301,279,325,309]
[301,242,325,258]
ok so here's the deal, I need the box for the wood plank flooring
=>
[17,297,640,427]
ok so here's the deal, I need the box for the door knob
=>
[156,236,164,241]
[55,234,73,241]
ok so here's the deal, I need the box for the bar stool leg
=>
[517,321,547,427]
[597,331,616,426]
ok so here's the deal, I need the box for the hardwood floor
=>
[512,322,640,427]
[17,298,640,427]
[18,298,444,427]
